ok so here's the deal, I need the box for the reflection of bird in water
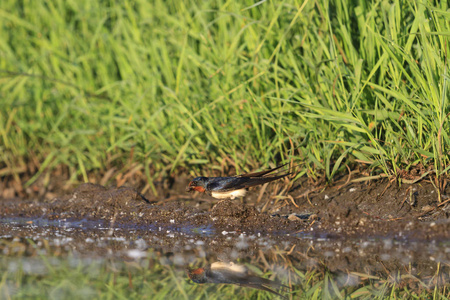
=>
[186,164,290,200]
[187,261,289,299]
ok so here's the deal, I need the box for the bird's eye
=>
[191,181,197,186]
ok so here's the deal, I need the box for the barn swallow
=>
[187,261,288,299]
[186,164,290,200]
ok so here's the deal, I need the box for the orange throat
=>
[191,268,205,275]
[193,186,206,193]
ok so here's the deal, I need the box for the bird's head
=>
[186,177,208,193]
[186,267,207,283]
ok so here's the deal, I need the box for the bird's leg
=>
[240,193,249,205]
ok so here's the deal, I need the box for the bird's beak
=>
[186,185,193,192]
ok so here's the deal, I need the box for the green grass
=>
[0,0,449,189]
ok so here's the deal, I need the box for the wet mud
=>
[2,176,450,238]
[1,176,450,294]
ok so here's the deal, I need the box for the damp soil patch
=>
[1,177,450,294]
[1,177,450,239]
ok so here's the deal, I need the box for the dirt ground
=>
[1,173,450,288]
[1,173,450,238]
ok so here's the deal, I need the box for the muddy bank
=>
[1,176,450,292]
[1,176,450,239]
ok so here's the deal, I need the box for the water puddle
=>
[1,217,449,298]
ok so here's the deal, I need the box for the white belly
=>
[211,261,247,273]
[211,189,247,199]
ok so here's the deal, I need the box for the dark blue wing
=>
[206,175,288,192]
